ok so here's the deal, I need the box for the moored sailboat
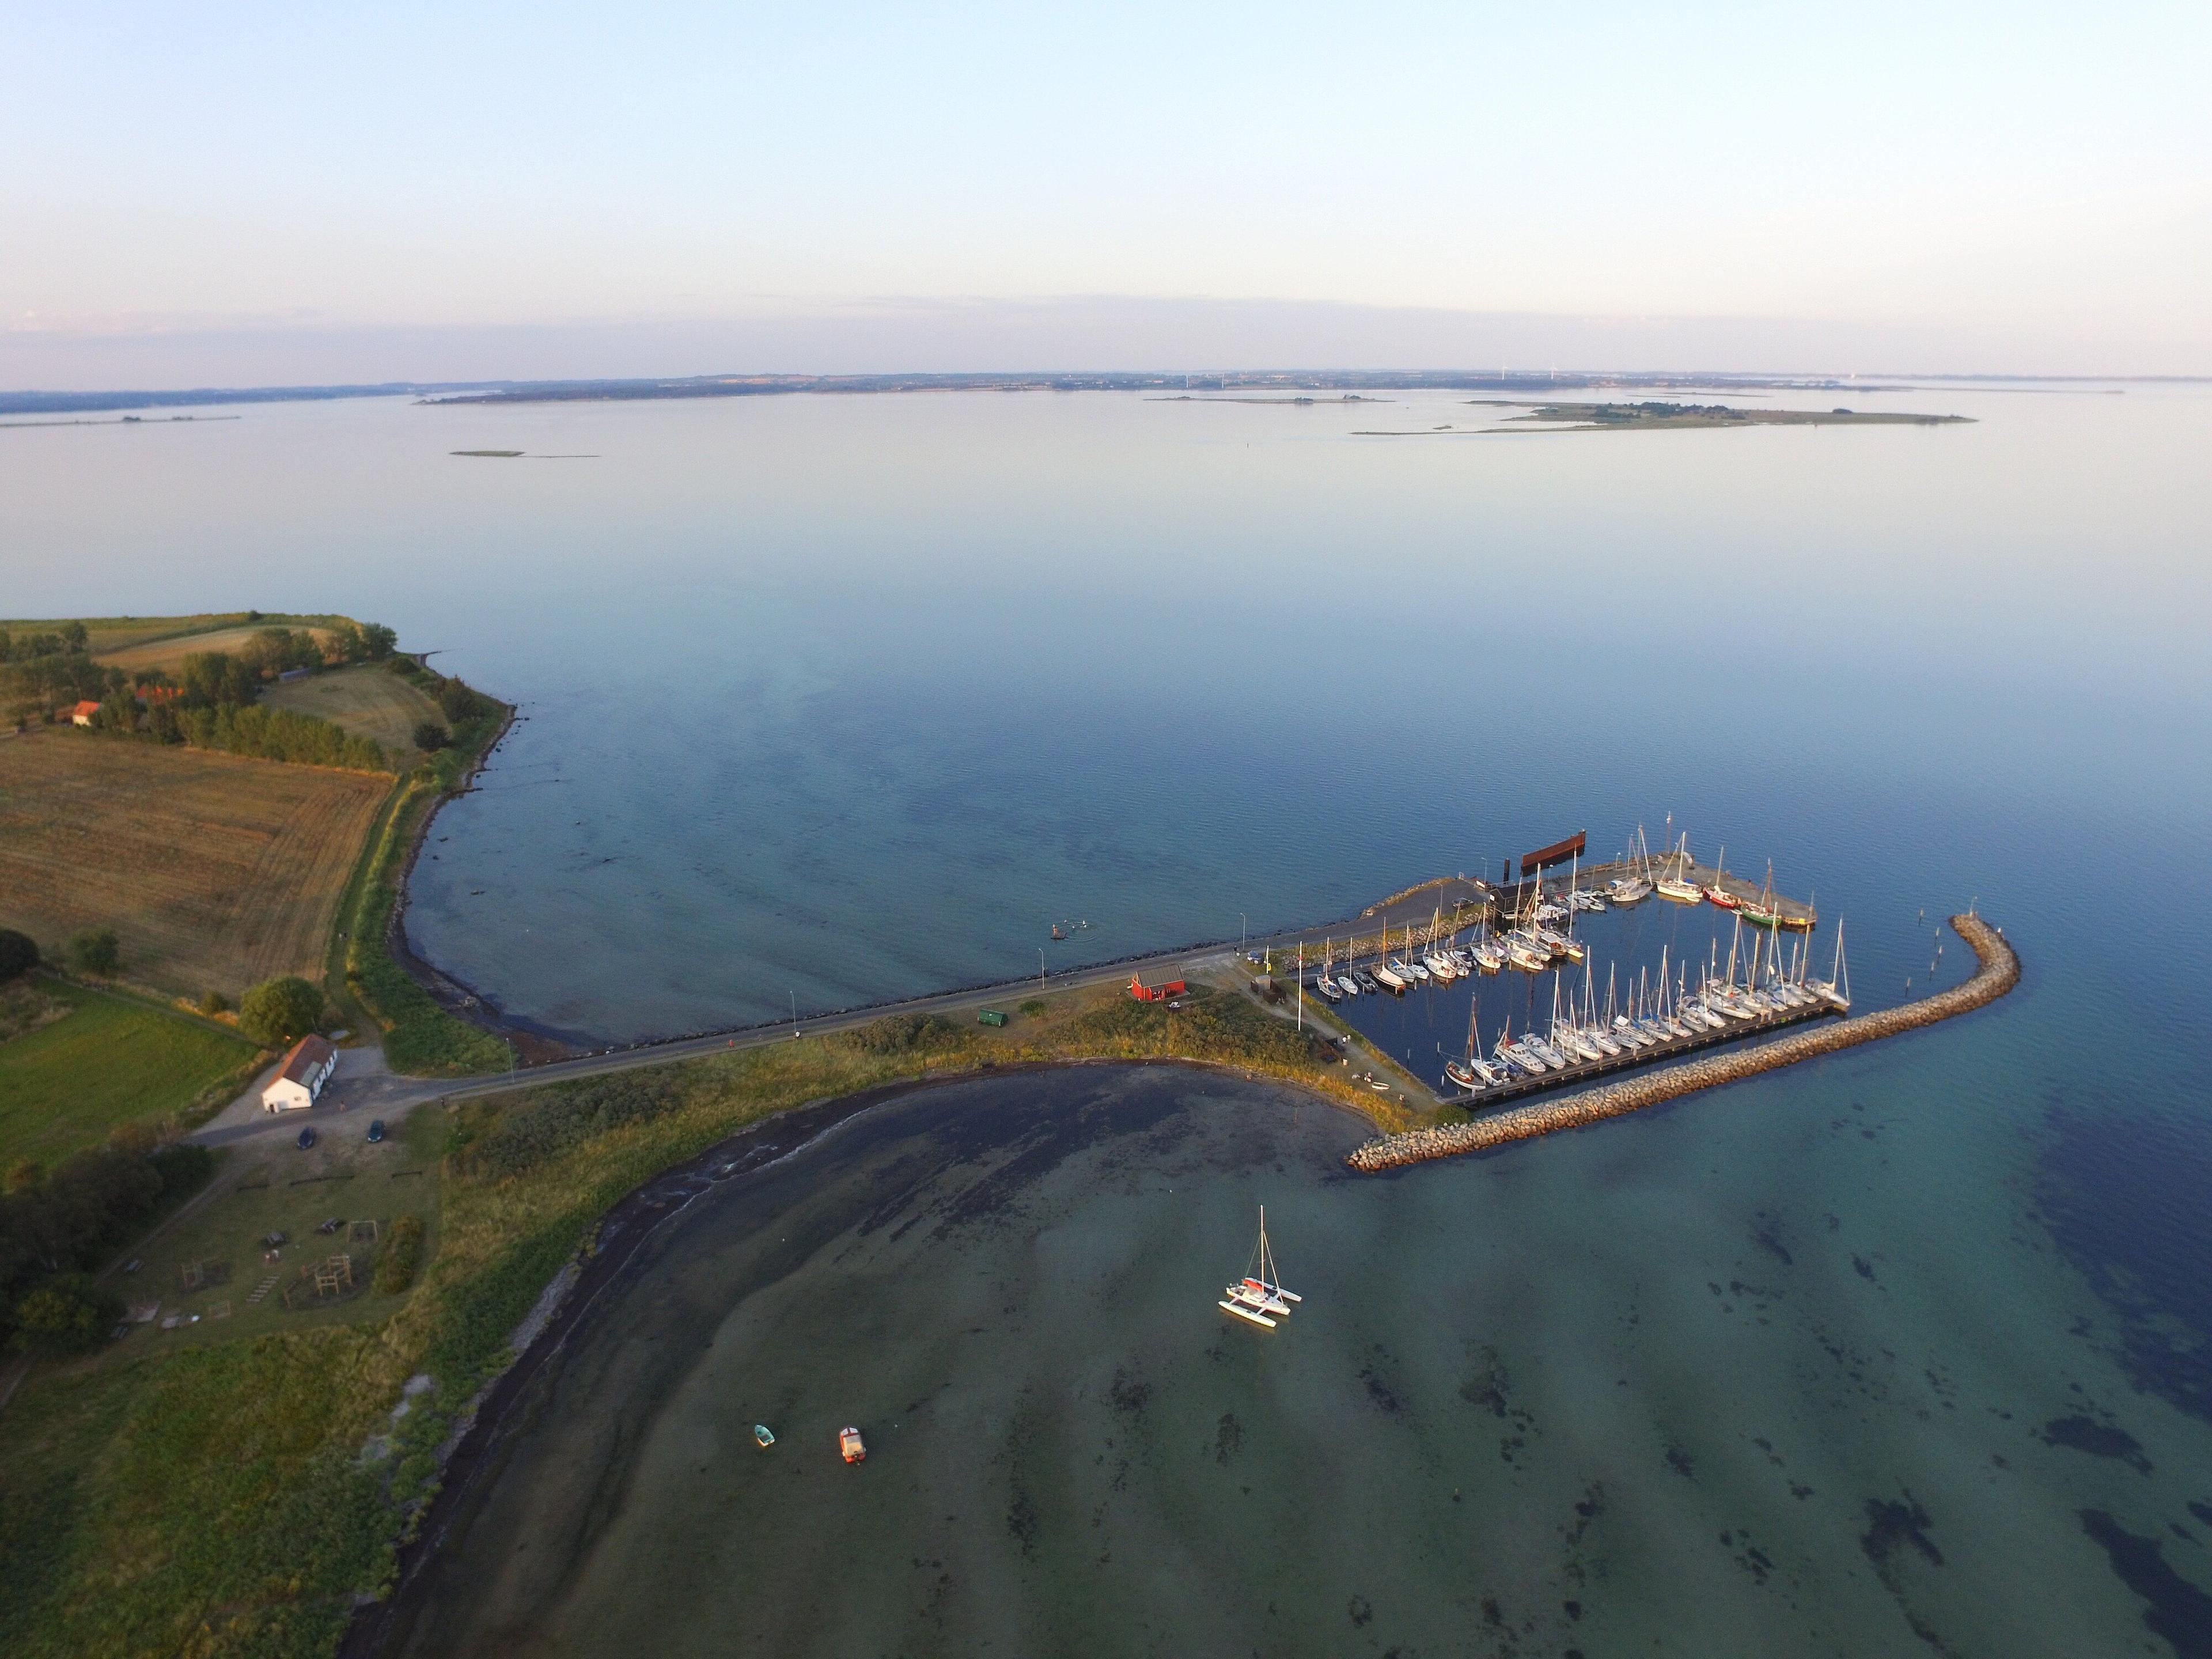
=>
[1219,1206,1301,1329]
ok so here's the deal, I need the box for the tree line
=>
[172,701,388,770]
[0,620,115,719]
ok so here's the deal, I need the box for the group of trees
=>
[1,1131,213,1353]
[1,621,118,724]
[0,928,37,983]
[237,975,324,1047]
[173,702,387,770]
[65,928,119,976]
[0,621,90,661]
[0,926,118,982]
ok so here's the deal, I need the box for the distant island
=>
[1474,399,1974,431]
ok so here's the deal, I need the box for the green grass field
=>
[0,978,260,1169]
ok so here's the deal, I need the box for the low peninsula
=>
[1472,399,1974,431]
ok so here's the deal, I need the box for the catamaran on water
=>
[1219,1206,1301,1330]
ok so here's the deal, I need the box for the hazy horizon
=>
[2,299,2202,397]
[9,6,2208,388]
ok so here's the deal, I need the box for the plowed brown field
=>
[0,729,388,1000]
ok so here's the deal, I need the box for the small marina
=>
[1347,910,2018,1171]
[1287,827,1847,1108]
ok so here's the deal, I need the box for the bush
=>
[452,1073,687,1184]
[844,1012,965,1055]
[237,975,324,1047]
[11,1272,121,1353]
[199,989,230,1016]
[65,927,119,977]
[373,1215,425,1295]
[435,679,481,724]
[0,927,37,983]
[1019,999,1047,1016]
[412,721,450,752]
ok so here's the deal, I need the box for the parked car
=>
[366,1119,385,1143]
[297,1126,316,1150]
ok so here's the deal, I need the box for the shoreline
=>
[374,697,599,1065]
[338,1055,1364,1659]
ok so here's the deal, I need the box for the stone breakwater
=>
[1346,914,2018,1172]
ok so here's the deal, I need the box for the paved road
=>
[188,937,1276,1151]
[185,872,1529,1154]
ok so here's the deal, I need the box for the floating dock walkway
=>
[1445,990,1840,1111]
[1346,913,2017,1172]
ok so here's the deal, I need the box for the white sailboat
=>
[1655,832,1704,904]
[1219,1206,1301,1328]
[1607,824,1655,904]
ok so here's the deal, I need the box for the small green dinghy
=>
[753,1424,775,1448]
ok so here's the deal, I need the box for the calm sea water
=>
[8,382,2210,1652]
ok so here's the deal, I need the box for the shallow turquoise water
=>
[388,1065,2205,1658]
[7,381,2210,1650]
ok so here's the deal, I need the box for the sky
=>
[4,2,2209,387]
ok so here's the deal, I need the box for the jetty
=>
[1344,913,2017,1172]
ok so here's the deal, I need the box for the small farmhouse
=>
[262,1034,338,1112]
[69,699,102,726]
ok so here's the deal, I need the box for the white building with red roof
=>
[262,1034,338,1112]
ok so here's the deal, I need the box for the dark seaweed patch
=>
[2041,1414,2153,1474]
[2080,1509,2212,1659]
[1460,1347,1510,1417]
[2036,1099,2212,1427]
[1359,1342,1407,1415]
[1862,1494,1944,1570]
[1006,1487,1039,1557]
[1564,1483,1605,1547]
[1347,1594,1373,1627]
[1751,1212,1794,1266]
[1108,1366,1150,1417]
[1214,1412,1243,1467]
